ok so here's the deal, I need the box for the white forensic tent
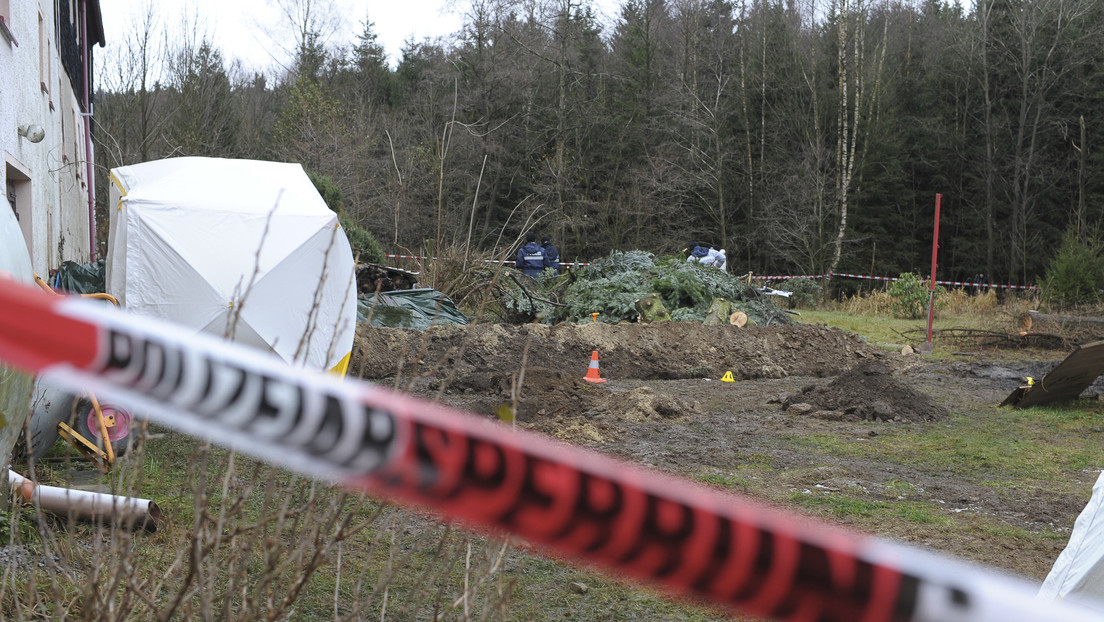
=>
[1039,471,1104,612]
[106,157,356,373]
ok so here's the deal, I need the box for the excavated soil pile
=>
[352,321,881,385]
[352,321,885,431]
[781,360,948,422]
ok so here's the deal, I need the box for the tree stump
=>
[634,293,671,322]
[704,298,732,325]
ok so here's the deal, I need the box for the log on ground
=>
[1018,310,1104,343]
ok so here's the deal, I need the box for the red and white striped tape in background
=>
[383,255,1036,290]
[751,273,1037,291]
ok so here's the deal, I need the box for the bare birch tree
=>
[826,0,887,280]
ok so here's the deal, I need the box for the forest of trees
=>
[91,0,1104,287]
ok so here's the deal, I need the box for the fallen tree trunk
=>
[1018,310,1104,344]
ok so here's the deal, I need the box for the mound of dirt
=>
[352,321,882,386]
[499,382,704,444]
[353,321,888,438]
[609,386,700,422]
[781,360,948,423]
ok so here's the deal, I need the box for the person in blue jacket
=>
[686,241,710,262]
[516,232,546,277]
[541,235,560,275]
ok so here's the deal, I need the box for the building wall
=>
[1,0,93,277]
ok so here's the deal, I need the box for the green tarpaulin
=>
[357,289,468,330]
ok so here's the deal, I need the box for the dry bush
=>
[387,244,515,324]
[945,287,1043,317]
[819,285,1044,337]
[941,288,981,314]
[832,289,895,315]
[946,288,1041,332]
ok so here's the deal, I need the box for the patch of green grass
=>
[871,409,1104,485]
[798,307,1020,357]
[696,469,760,492]
[740,453,777,469]
[799,309,926,350]
[693,454,781,494]
[505,555,724,621]
[789,491,954,528]
[971,520,1052,542]
[893,502,954,526]
[0,505,40,546]
[757,404,1100,542]
[771,405,1104,492]
[787,433,866,456]
[883,479,920,497]
[790,491,887,517]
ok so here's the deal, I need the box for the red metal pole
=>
[926,194,942,346]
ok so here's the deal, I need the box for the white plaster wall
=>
[1,0,92,277]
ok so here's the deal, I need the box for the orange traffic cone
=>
[583,350,607,383]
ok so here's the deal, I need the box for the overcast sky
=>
[98,0,624,76]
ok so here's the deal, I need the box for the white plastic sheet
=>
[1039,471,1104,611]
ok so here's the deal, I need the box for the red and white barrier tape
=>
[749,273,1037,291]
[387,254,1037,289]
[386,257,1032,289]
[0,278,1093,622]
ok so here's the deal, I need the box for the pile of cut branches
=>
[501,250,794,326]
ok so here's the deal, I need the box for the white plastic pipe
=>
[8,470,161,531]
